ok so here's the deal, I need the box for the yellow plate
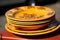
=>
[7,18,51,25]
[6,23,57,32]
[5,24,60,36]
[5,6,55,21]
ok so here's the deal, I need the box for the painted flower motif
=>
[37,6,45,10]
[15,7,19,10]
[47,11,54,15]
[36,15,44,19]
[18,13,37,19]
[8,11,13,17]
[8,14,12,17]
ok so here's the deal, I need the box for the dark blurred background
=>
[0,0,60,32]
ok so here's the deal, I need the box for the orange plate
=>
[5,24,60,36]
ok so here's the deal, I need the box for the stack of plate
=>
[5,6,60,36]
